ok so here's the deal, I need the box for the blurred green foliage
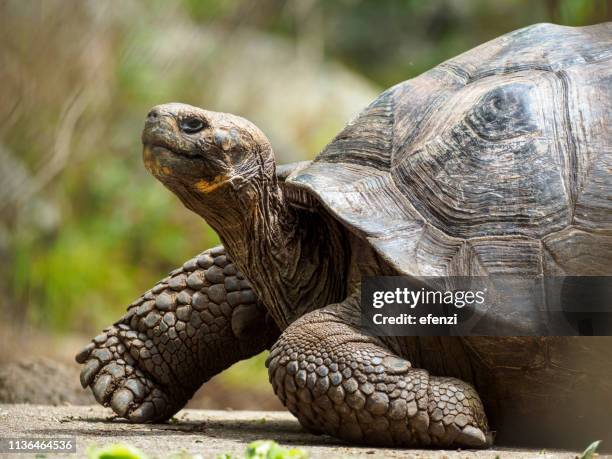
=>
[183,0,612,86]
[244,440,308,459]
[87,443,148,459]
[85,439,309,459]
[0,0,609,353]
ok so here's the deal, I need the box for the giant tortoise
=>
[77,23,612,448]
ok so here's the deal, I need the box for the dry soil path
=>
[0,404,604,459]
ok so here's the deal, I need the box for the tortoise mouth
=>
[142,143,196,177]
[143,141,197,161]
[148,143,178,157]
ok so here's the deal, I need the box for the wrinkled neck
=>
[195,177,346,329]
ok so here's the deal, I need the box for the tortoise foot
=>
[76,325,184,422]
[267,306,491,448]
[76,246,280,423]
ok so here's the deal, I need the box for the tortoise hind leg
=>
[267,305,491,447]
[76,245,279,422]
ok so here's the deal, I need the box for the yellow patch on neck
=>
[195,175,227,193]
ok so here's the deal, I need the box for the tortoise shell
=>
[288,22,612,278]
[288,23,612,444]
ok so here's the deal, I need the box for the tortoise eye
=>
[180,117,206,134]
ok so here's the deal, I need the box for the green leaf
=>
[245,440,307,459]
[579,440,601,459]
[87,443,147,459]
[283,449,309,459]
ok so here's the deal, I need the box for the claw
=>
[75,343,95,364]
[92,373,113,404]
[111,388,134,417]
[125,379,146,400]
[80,359,100,388]
[129,401,156,422]
[457,425,489,447]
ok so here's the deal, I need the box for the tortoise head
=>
[141,103,275,208]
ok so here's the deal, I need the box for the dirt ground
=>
[0,326,607,458]
[0,361,604,459]
[1,404,603,459]
[0,324,282,411]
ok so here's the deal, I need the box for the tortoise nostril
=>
[147,109,160,120]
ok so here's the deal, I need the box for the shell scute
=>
[288,23,612,277]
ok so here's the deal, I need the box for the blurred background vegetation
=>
[0,0,610,408]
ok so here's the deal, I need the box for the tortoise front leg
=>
[267,305,490,448]
[76,245,279,422]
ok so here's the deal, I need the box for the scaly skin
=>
[76,245,279,422]
[77,245,490,447]
[77,102,493,448]
[266,305,490,448]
